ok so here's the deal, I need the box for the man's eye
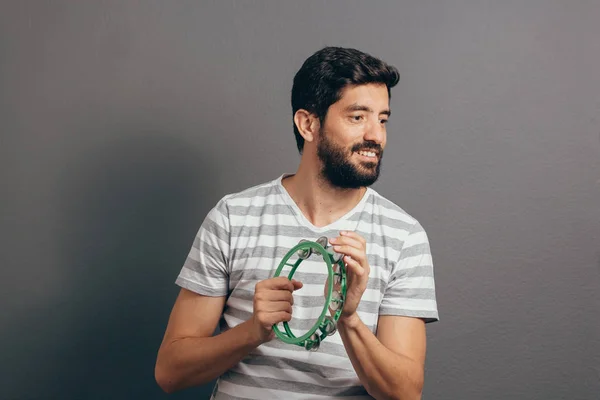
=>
[380,119,389,124]
[351,115,363,121]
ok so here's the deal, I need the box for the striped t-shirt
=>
[175,174,439,399]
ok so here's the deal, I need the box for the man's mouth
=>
[355,149,379,160]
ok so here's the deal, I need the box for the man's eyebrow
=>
[345,103,391,116]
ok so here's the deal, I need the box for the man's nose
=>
[363,119,385,144]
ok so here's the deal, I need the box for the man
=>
[155,46,439,400]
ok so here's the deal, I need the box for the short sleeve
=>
[379,220,439,323]
[175,198,231,297]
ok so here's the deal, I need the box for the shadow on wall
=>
[36,126,221,399]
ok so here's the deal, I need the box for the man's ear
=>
[294,109,320,143]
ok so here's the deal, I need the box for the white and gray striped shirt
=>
[176,174,439,399]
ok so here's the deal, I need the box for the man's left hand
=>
[329,231,370,319]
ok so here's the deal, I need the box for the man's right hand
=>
[156,278,302,393]
[251,277,303,343]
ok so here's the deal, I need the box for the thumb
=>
[291,279,303,290]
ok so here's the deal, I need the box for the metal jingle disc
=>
[304,333,321,351]
[334,273,342,286]
[329,291,342,311]
[313,236,329,255]
[316,236,329,248]
[322,316,337,336]
[297,239,312,259]
[328,249,344,262]
[298,248,311,259]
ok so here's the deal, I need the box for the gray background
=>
[1,1,599,399]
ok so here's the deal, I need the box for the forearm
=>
[155,319,261,393]
[337,314,424,400]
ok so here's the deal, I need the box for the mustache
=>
[351,142,383,154]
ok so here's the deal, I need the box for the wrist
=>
[240,320,266,348]
[338,312,362,330]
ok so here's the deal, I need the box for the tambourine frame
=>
[271,239,347,351]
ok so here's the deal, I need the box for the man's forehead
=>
[335,84,390,111]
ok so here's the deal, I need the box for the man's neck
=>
[282,163,367,228]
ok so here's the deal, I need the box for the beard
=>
[316,129,383,189]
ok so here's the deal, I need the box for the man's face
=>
[317,83,390,189]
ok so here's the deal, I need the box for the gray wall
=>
[1,1,599,399]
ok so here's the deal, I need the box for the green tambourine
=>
[272,236,347,351]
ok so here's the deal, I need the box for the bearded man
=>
[155,46,439,400]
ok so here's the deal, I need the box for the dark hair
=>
[291,46,400,153]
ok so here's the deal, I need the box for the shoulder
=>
[365,188,423,235]
[214,176,283,214]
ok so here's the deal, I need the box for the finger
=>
[259,311,292,327]
[259,300,293,313]
[268,311,293,325]
[331,244,366,264]
[263,277,296,291]
[291,279,303,290]
[343,255,366,277]
[340,230,366,245]
[330,235,363,251]
[256,290,294,304]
